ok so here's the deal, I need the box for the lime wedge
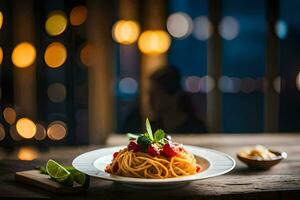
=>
[44,160,89,187]
[72,171,86,186]
[67,168,89,187]
[46,159,73,186]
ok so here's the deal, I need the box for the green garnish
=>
[39,159,89,188]
[127,118,169,152]
[127,133,140,139]
[46,159,73,186]
[146,118,154,140]
[38,165,77,174]
[137,135,152,151]
[38,166,47,174]
[154,129,166,144]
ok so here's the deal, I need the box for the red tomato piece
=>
[147,144,160,157]
[161,143,178,157]
[128,141,141,152]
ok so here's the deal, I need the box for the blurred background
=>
[0,0,299,153]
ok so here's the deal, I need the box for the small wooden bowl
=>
[237,149,287,169]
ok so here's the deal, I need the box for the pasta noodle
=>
[105,118,202,179]
[106,148,200,179]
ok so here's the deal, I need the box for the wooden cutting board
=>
[15,170,86,194]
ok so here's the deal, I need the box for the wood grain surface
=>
[0,134,300,200]
[15,170,86,194]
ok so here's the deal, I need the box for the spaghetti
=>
[106,147,200,178]
[105,118,201,179]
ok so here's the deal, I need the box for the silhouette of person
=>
[148,66,207,133]
[122,65,207,133]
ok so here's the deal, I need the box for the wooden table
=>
[0,134,300,200]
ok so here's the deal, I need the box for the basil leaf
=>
[127,133,140,139]
[154,129,165,142]
[137,136,151,152]
[37,166,47,174]
[145,118,153,141]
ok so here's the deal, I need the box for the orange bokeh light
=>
[44,42,67,68]
[80,43,99,66]
[16,118,36,139]
[0,47,3,64]
[3,107,17,125]
[70,5,87,26]
[17,147,39,160]
[112,20,140,45]
[47,121,67,141]
[34,124,47,140]
[0,11,3,30]
[138,30,171,55]
[12,42,36,68]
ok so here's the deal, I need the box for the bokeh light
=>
[45,11,67,36]
[0,47,3,64]
[219,76,241,93]
[80,43,98,66]
[0,123,5,141]
[218,76,231,93]
[3,107,17,125]
[255,78,266,93]
[230,77,242,93]
[219,16,239,40]
[240,77,256,93]
[16,118,36,139]
[167,12,193,39]
[112,20,140,45]
[47,121,67,141]
[184,76,201,93]
[34,124,46,141]
[119,77,138,94]
[0,11,3,30]
[47,83,66,103]
[273,76,281,93]
[17,147,39,161]
[200,75,215,93]
[138,30,171,55]
[275,20,288,40]
[70,5,87,26]
[193,16,213,41]
[12,42,36,68]
[44,42,67,68]
[10,125,21,141]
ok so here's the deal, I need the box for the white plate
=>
[72,145,235,188]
